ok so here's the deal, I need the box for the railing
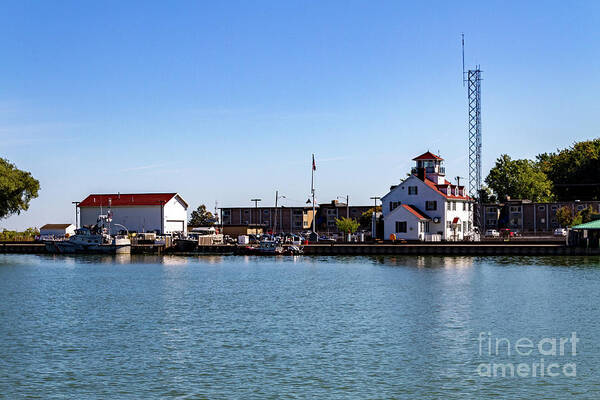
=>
[424,234,442,242]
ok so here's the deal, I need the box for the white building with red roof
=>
[381,152,473,241]
[78,193,188,235]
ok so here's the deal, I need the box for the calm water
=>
[1,254,600,399]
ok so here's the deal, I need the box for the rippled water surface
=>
[1,254,600,399]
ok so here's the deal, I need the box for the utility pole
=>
[311,154,316,235]
[346,195,349,218]
[72,201,80,229]
[273,191,285,234]
[250,198,261,226]
[337,195,350,218]
[370,196,381,240]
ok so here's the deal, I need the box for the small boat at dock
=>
[44,215,131,255]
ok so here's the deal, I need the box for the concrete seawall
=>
[302,243,599,256]
[1,242,598,256]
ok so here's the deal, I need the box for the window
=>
[487,219,497,226]
[389,201,401,212]
[551,205,558,211]
[538,205,546,211]
[425,201,437,211]
[510,206,521,213]
[395,221,407,233]
[452,202,456,211]
[264,210,270,214]
[463,221,467,232]
[463,202,466,211]
[486,207,496,213]
[408,186,418,195]
[447,202,451,211]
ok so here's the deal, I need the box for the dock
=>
[1,242,598,256]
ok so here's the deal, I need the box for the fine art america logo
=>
[476,332,578,378]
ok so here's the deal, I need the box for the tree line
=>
[483,138,600,202]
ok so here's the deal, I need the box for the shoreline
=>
[2,242,599,256]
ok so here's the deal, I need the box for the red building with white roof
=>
[78,193,188,235]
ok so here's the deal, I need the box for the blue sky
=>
[2,0,599,229]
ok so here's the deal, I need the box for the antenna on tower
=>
[462,33,483,234]
[461,33,465,87]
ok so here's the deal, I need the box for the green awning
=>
[572,220,600,230]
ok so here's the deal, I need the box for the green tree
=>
[188,205,215,226]
[479,186,497,203]
[0,158,40,220]
[0,227,39,241]
[485,155,554,202]
[555,206,574,228]
[538,138,600,201]
[335,217,360,239]
[359,206,381,229]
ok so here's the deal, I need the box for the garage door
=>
[165,220,185,233]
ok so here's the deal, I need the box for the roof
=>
[40,224,73,230]
[413,151,444,161]
[421,177,471,200]
[79,193,187,208]
[401,204,431,220]
[572,220,600,230]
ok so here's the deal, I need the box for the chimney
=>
[417,167,426,181]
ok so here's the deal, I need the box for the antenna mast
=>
[462,35,482,234]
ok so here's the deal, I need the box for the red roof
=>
[79,193,181,207]
[413,151,443,161]
[421,178,471,200]
[401,204,430,220]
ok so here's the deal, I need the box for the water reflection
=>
[373,255,475,269]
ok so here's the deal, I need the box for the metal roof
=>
[572,220,600,230]
[79,193,187,208]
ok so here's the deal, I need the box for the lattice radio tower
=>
[462,34,482,230]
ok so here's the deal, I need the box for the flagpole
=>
[312,154,316,234]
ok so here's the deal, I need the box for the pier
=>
[3,241,598,256]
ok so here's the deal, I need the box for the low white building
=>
[382,152,473,241]
[40,223,76,238]
[78,193,188,235]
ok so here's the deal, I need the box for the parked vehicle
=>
[485,229,500,238]
[499,228,514,238]
[554,228,568,237]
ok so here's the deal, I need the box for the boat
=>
[255,241,284,255]
[44,214,131,254]
[284,245,304,255]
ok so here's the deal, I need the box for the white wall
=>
[383,206,423,240]
[40,225,76,237]
[80,205,163,234]
[163,195,187,234]
[382,175,472,240]
[382,176,446,238]
[79,195,188,235]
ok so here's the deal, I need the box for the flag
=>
[312,154,316,171]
